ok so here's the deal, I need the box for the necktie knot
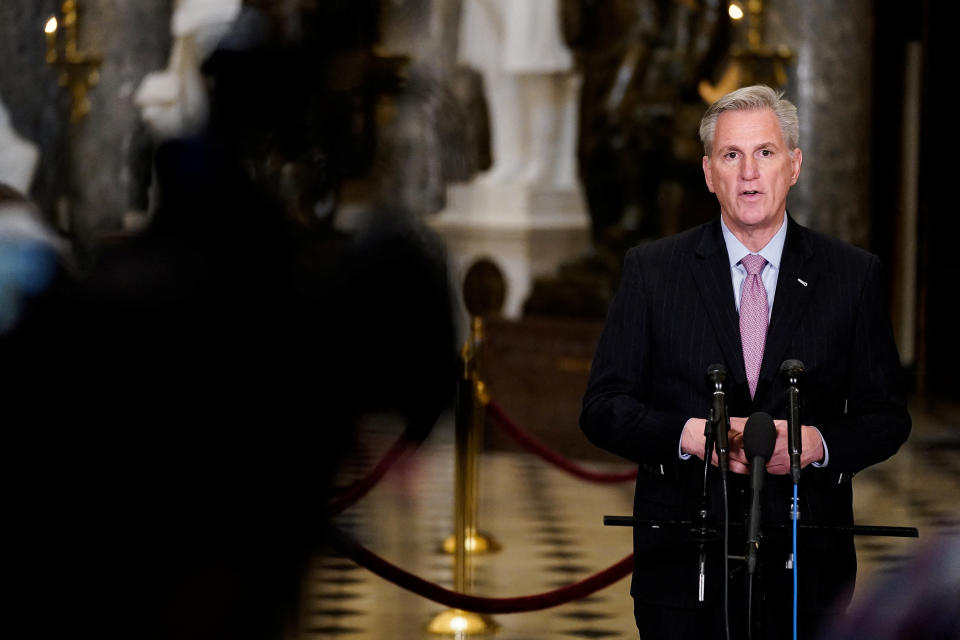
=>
[741,254,767,276]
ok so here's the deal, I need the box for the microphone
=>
[706,364,730,474]
[779,361,805,640]
[780,359,804,485]
[706,364,733,628]
[743,412,776,576]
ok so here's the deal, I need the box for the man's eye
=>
[759,149,773,157]
[724,152,738,159]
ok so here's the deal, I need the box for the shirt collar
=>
[720,212,788,271]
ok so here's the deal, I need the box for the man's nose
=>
[740,155,759,180]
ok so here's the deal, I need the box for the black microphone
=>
[706,364,730,474]
[743,412,777,576]
[780,359,804,485]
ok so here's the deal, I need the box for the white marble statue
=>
[134,0,242,140]
[0,97,40,194]
[458,0,579,189]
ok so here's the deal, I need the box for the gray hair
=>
[699,85,799,155]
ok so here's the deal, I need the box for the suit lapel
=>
[754,216,815,402]
[688,219,746,389]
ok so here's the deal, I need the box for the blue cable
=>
[792,485,798,640]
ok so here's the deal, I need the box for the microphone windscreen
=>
[743,411,777,462]
[706,363,728,383]
[779,359,805,379]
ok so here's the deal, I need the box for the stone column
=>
[66,0,172,247]
[768,0,873,247]
[0,1,71,217]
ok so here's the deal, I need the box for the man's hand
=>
[680,418,749,475]
[725,418,826,474]
[692,417,826,475]
[723,416,747,473]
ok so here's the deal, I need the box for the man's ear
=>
[702,155,715,193]
[790,148,803,185]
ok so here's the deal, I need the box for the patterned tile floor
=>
[304,398,959,639]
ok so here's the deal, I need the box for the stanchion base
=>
[441,531,501,554]
[426,608,499,636]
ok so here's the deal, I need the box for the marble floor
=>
[303,397,960,639]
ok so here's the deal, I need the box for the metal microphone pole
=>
[697,393,716,604]
[743,413,777,640]
[780,359,805,640]
[706,364,732,640]
[781,360,804,485]
[707,365,731,478]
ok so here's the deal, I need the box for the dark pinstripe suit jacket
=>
[580,215,911,612]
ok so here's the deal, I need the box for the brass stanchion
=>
[441,318,500,556]
[428,262,504,636]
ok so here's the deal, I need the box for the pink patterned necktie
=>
[739,254,768,399]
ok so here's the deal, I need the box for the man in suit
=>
[580,85,910,639]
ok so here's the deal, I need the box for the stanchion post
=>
[428,321,499,635]
[441,315,501,557]
[455,341,472,592]
[466,316,500,553]
[428,259,505,636]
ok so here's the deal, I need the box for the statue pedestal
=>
[429,181,590,319]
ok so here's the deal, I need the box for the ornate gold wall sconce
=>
[44,1,103,123]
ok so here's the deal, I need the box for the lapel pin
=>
[797,278,808,287]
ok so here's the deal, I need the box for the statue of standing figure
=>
[458,0,579,190]
[562,0,728,247]
[0,97,39,194]
[134,0,242,141]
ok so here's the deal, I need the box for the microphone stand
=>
[741,413,777,640]
[603,516,918,635]
[603,516,919,538]
[707,365,732,640]
[603,362,919,638]
[782,360,803,486]
[696,364,734,615]
[696,409,715,605]
[781,359,804,640]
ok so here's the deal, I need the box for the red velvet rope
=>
[328,434,417,515]
[486,400,638,483]
[326,525,633,613]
